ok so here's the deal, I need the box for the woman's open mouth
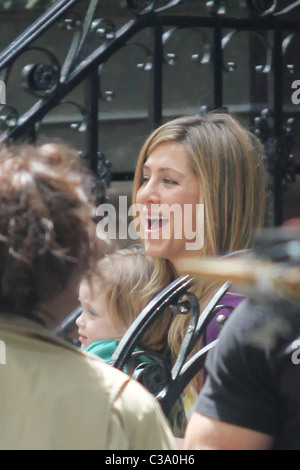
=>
[146,215,169,233]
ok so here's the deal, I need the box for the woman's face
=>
[135,141,202,266]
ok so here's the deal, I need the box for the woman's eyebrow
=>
[142,164,184,177]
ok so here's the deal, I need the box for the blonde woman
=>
[132,111,266,401]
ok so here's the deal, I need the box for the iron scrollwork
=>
[98,41,152,103]
[127,0,155,15]
[254,109,297,190]
[222,30,272,74]
[0,0,114,191]
[206,0,227,15]
[21,47,61,97]
[60,8,116,80]
[22,63,59,95]
[126,0,182,16]
[162,27,212,67]
[246,0,300,16]
[276,118,297,189]
[97,151,112,189]
[246,0,277,15]
[0,105,18,129]
[282,32,300,74]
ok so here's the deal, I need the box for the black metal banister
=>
[2,10,300,145]
[0,13,153,143]
[0,0,81,69]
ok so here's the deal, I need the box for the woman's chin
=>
[143,238,170,259]
[142,238,184,265]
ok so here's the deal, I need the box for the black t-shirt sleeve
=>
[194,300,285,436]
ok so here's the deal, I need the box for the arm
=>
[184,412,274,450]
[183,300,284,450]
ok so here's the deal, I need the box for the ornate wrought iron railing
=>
[0,0,299,223]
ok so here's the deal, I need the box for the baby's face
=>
[76,281,122,349]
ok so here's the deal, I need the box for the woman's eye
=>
[141,175,150,184]
[140,175,178,185]
[163,178,178,185]
[88,310,96,317]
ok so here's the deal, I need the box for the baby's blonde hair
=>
[85,246,173,354]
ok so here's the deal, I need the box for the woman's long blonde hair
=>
[132,112,266,396]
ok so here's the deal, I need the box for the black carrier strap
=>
[54,274,231,416]
[110,275,231,416]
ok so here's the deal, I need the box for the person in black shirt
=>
[184,293,300,450]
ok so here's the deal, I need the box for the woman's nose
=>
[137,179,160,205]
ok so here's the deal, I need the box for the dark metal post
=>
[149,15,163,130]
[85,67,99,175]
[213,18,223,109]
[273,23,284,226]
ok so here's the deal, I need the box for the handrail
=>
[110,276,231,416]
[110,274,194,370]
[0,0,81,69]
[0,12,155,143]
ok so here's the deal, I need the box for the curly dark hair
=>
[0,142,107,320]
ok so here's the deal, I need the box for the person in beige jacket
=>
[0,142,176,451]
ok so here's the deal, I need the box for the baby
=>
[76,245,187,437]
[76,246,171,370]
